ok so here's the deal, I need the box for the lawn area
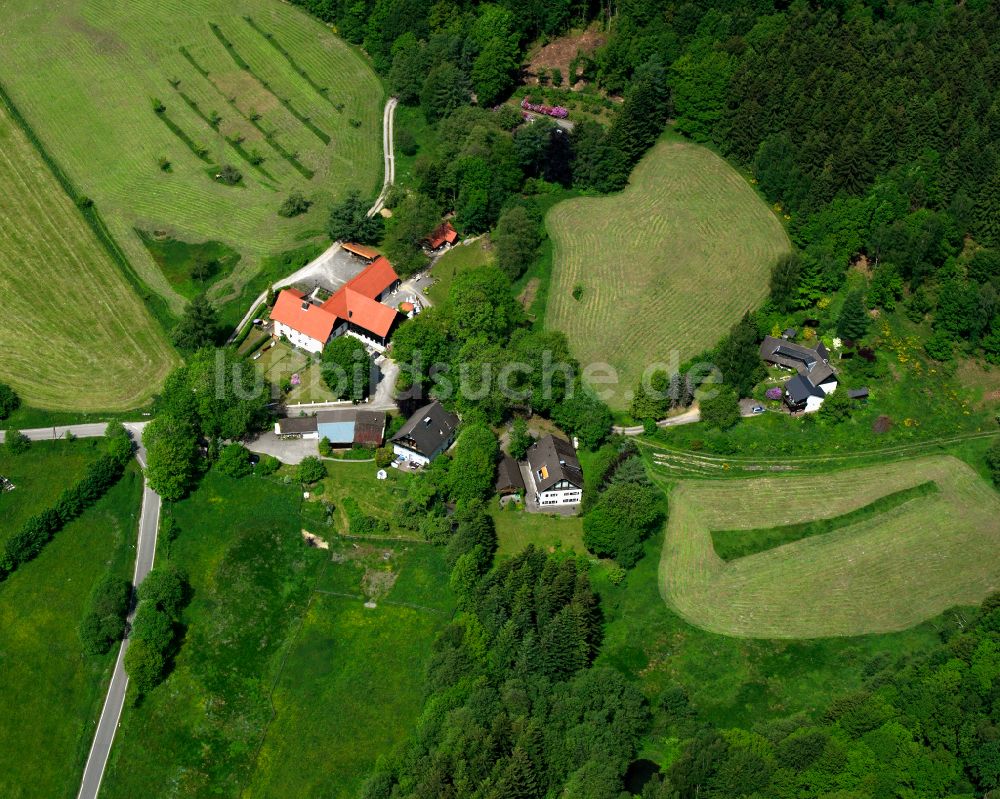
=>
[0,464,142,799]
[545,138,790,408]
[254,338,340,403]
[593,526,944,759]
[0,0,384,316]
[299,460,410,536]
[0,437,105,547]
[662,455,1000,638]
[0,101,177,410]
[101,472,324,798]
[243,539,452,798]
[492,504,586,558]
[427,236,493,304]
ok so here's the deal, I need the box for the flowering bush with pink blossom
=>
[765,387,783,400]
[520,97,568,119]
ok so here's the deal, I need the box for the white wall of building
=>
[537,488,582,506]
[274,321,325,354]
[393,444,430,466]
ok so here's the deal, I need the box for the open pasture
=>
[0,0,383,313]
[0,103,177,410]
[545,139,789,408]
[661,456,1000,638]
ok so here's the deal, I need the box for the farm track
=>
[661,455,1000,638]
[642,429,999,478]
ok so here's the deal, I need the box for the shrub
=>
[216,443,253,478]
[151,97,166,113]
[158,156,171,171]
[699,386,741,431]
[297,456,326,484]
[818,387,852,424]
[572,284,584,301]
[318,437,333,457]
[583,482,663,567]
[256,454,280,476]
[79,574,131,655]
[343,496,390,535]
[278,191,312,218]
[0,383,19,420]
[4,429,30,455]
[375,445,395,468]
[124,638,165,694]
[217,164,243,185]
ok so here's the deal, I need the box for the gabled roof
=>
[496,453,525,495]
[353,410,387,447]
[426,221,458,249]
[808,362,837,386]
[340,256,398,299]
[526,434,582,493]
[276,415,318,434]
[392,400,459,458]
[341,242,380,260]
[785,374,825,404]
[270,290,338,343]
[323,288,398,339]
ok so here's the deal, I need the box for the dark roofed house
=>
[495,453,525,499]
[391,400,459,466]
[526,434,583,507]
[274,416,319,439]
[760,335,838,413]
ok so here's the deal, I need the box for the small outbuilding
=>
[495,453,525,499]
[848,387,870,401]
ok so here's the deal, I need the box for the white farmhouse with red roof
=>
[270,256,401,353]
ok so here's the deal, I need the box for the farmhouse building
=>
[759,335,838,413]
[391,400,459,466]
[270,256,401,352]
[425,221,458,251]
[526,434,583,507]
[274,410,386,447]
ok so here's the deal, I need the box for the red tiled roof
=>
[340,256,398,299]
[426,222,458,249]
[323,288,398,339]
[272,257,400,343]
[270,290,337,343]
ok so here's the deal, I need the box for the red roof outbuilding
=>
[426,222,458,249]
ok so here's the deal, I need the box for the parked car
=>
[751,405,765,415]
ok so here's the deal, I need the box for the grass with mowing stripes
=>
[0,0,383,315]
[662,455,1000,638]
[545,138,790,409]
[427,237,493,304]
[0,463,142,799]
[710,480,940,561]
[0,104,177,411]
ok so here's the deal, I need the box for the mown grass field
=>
[244,539,452,798]
[492,505,586,558]
[661,455,1000,638]
[545,139,789,408]
[0,104,177,410]
[0,0,384,315]
[0,461,141,799]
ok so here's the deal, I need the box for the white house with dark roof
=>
[526,434,583,506]
[759,335,838,413]
[391,400,459,466]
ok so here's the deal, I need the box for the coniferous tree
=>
[837,291,869,341]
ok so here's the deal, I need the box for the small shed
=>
[781,327,797,340]
[341,242,379,261]
[495,453,525,498]
[848,388,870,401]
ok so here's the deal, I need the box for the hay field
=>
[0,0,384,313]
[0,104,177,410]
[661,456,1000,638]
[545,140,789,408]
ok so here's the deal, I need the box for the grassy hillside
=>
[0,461,141,799]
[545,139,789,409]
[0,0,384,314]
[661,455,1000,638]
[0,104,177,410]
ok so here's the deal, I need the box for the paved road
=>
[0,422,111,442]
[28,422,159,799]
[228,97,398,339]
